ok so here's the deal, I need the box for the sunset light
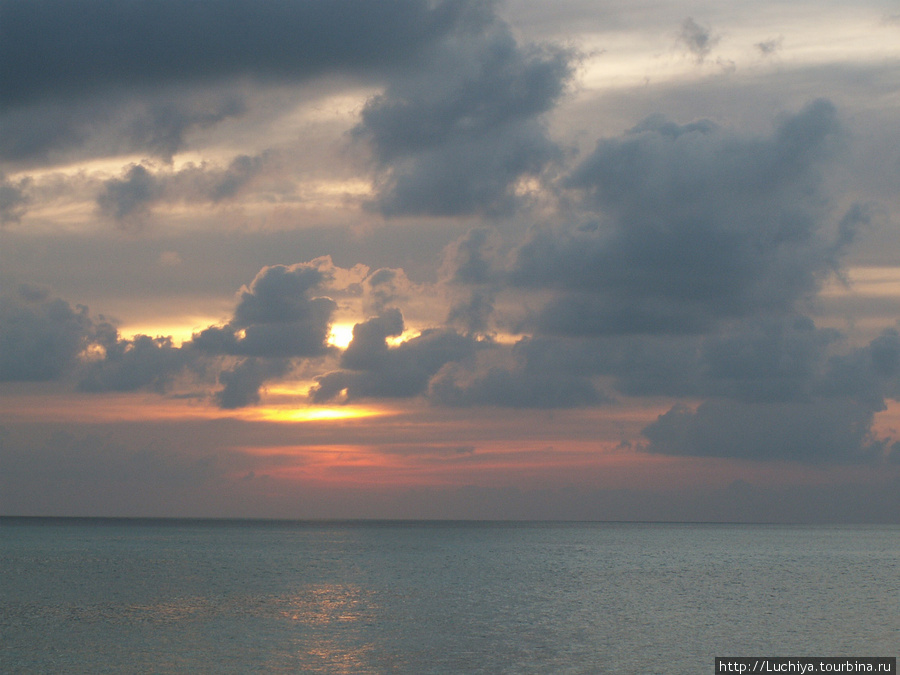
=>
[2,0,899,525]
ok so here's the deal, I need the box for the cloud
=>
[96,154,272,225]
[446,289,496,334]
[0,91,246,165]
[0,287,93,381]
[643,398,888,463]
[511,100,849,337]
[311,311,481,402]
[441,227,500,284]
[818,327,900,409]
[0,0,470,109]
[362,268,412,315]
[643,327,900,463]
[755,36,784,57]
[429,340,604,408]
[0,0,493,165]
[78,333,192,394]
[441,228,501,333]
[96,164,162,222]
[696,316,839,403]
[193,260,336,359]
[0,285,199,391]
[357,13,573,215]
[678,17,720,63]
[0,173,29,223]
[0,259,342,407]
[216,357,291,409]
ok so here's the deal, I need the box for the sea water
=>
[1,519,897,674]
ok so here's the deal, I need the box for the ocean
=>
[1,519,897,674]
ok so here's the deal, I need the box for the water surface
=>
[2,519,897,673]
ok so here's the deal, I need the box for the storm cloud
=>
[193,261,336,359]
[357,13,573,215]
[0,287,93,381]
[643,327,900,463]
[0,0,468,109]
[512,100,851,337]
[311,311,481,402]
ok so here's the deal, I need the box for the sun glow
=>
[247,405,387,423]
[327,323,355,349]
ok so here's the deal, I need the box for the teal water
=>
[1,519,897,674]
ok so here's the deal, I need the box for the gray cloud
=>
[357,16,573,215]
[0,260,341,408]
[643,327,900,463]
[0,0,469,110]
[311,311,481,402]
[0,287,93,381]
[96,164,161,222]
[193,261,336,359]
[429,342,604,408]
[446,289,495,334]
[78,333,192,394]
[96,154,271,225]
[0,91,246,165]
[363,269,408,315]
[441,228,500,333]
[643,398,890,464]
[696,317,839,403]
[511,100,850,337]
[0,0,496,165]
[441,227,499,285]
[678,17,720,63]
[755,37,784,57]
[216,357,291,409]
[817,327,900,409]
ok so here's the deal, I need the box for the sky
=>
[2,0,900,521]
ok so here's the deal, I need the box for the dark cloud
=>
[78,333,192,394]
[363,269,408,315]
[96,164,161,222]
[311,312,481,402]
[441,228,500,333]
[511,100,849,336]
[446,289,495,333]
[429,341,604,408]
[0,91,246,164]
[357,15,572,215]
[817,327,900,409]
[208,153,267,201]
[0,0,471,109]
[367,119,565,216]
[216,357,291,409]
[643,326,900,463]
[0,285,198,390]
[0,0,502,165]
[125,98,247,162]
[340,308,405,371]
[643,398,888,463]
[96,154,271,225]
[678,17,720,63]
[0,288,93,381]
[441,228,499,284]
[0,260,341,407]
[193,261,336,359]
[697,317,839,403]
